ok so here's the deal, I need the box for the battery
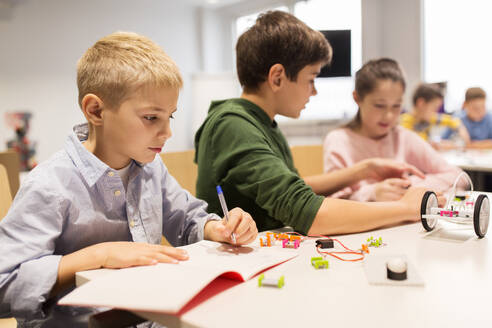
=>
[316,238,334,249]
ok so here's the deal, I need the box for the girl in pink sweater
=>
[323,58,462,202]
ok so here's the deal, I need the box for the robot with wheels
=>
[420,172,490,238]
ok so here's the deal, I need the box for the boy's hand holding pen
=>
[203,186,258,245]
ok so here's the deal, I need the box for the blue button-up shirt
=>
[0,124,220,326]
[442,111,492,140]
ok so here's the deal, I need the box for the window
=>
[234,0,362,121]
[424,0,492,112]
[294,0,361,121]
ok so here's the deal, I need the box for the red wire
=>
[316,247,364,262]
[285,232,365,262]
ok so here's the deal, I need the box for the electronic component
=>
[386,258,407,280]
[366,236,384,247]
[311,257,329,269]
[258,274,285,288]
[259,235,273,247]
[282,239,300,249]
[316,238,334,249]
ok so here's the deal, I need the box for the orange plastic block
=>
[276,233,289,240]
[260,235,272,247]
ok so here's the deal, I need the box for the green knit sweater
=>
[194,98,324,234]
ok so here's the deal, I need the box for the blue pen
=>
[216,186,237,244]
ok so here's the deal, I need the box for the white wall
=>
[191,0,425,144]
[191,72,241,136]
[0,0,425,163]
[212,0,424,111]
[197,7,234,73]
[0,0,201,162]
[362,0,423,109]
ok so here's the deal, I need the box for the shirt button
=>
[129,220,135,228]
[114,190,121,196]
[108,171,115,177]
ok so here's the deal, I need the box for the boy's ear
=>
[352,90,360,105]
[268,64,285,91]
[81,94,105,126]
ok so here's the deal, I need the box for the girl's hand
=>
[204,207,258,245]
[374,178,411,201]
[363,158,425,181]
[95,242,189,268]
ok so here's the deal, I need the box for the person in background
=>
[324,58,463,202]
[400,83,470,149]
[442,87,492,148]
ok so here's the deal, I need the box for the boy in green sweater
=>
[195,11,432,235]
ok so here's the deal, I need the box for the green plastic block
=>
[311,256,323,266]
[278,275,285,288]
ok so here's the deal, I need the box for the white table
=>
[78,221,492,328]
[440,149,492,173]
[440,149,492,191]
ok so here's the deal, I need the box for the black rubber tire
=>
[473,194,489,238]
[421,191,437,232]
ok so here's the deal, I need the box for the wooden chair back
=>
[290,144,324,177]
[0,164,13,220]
[160,150,197,196]
[160,150,197,247]
[0,164,17,327]
[0,151,20,198]
[159,146,324,194]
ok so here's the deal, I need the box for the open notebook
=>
[59,240,297,314]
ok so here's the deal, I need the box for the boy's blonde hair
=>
[77,31,183,109]
[465,87,486,102]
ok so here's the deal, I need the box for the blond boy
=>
[0,32,257,326]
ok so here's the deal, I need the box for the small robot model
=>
[420,173,490,238]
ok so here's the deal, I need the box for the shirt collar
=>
[65,123,142,187]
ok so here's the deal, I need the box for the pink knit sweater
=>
[323,126,462,201]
